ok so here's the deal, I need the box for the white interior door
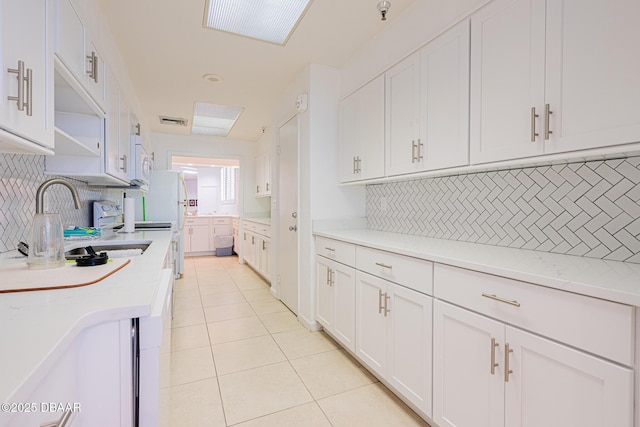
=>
[278,116,299,313]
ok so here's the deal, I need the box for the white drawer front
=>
[316,237,356,266]
[257,224,271,238]
[357,246,433,295]
[434,264,634,366]
[185,217,209,226]
[212,217,231,225]
[242,221,257,232]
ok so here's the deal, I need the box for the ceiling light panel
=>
[192,102,244,137]
[204,0,313,45]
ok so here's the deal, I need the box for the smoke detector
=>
[159,116,188,126]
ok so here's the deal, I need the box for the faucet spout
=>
[35,179,83,214]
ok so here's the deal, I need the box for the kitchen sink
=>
[65,241,151,260]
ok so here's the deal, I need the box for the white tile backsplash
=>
[0,153,117,253]
[367,157,640,263]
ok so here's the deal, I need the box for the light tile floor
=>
[164,255,431,427]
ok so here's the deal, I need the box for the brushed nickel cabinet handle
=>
[481,293,520,307]
[120,154,128,172]
[87,51,98,83]
[375,262,393,270]
[7,60,26,112]
[490,337,499,375]
[545,103,553,140]
[384,293,390,317]
[504,343,513,382]
[324,247,335,252]
[530,107,539,142]
[25,67,32,116]
[417,138,423,161]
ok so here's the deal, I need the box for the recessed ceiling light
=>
[203,0,314,45]
[203,74,223,84]
[192,102,244,137]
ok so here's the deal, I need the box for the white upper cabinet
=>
[419,20,470,171]
[470,0,546,164]
[53,0,106,112]
[338,74,385,182]
[386,21,470,176]
[0,0,54,154]
[255,150,271,197]
[385,52,421,176]
[543,0,640,154]
[471,0,640,164]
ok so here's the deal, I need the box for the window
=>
[221,167,236,204]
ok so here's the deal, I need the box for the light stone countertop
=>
[314,229,640,307]
[0,230,173,406]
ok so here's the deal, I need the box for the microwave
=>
[132,144,153,189]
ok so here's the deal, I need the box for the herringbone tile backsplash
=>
[367,157,640,263]
[0,154,114,253]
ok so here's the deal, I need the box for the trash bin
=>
[215,235,234,256]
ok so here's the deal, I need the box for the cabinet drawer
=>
[434,264,634,366]
[213,225,231,235]
[257,224,271,237]
[212,217,231,225]
[243,221,258,232]
[316,237,356,266]
[185,217,209,226]
[357,246,433,295]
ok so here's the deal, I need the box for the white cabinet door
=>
[338,88,360,182]
[315,255,334,330]
[385,52,421,176]
[433,300,505,427]
[84,39,106,110]
[0,0,53,151]
[189,224,210,252]
[106,67,121,178]
[53,0,84,80]
[420,20,470,171]
[118,91,130,180]
[470,0,546,164]
[338,75,385,183]
[258,236,271,280]
[332,261,356,353]
[355,271,388,378]
[505,327,634,427]
[387,284,432,416]
[544,0,640,154]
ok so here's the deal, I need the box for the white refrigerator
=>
[132,170,187,277]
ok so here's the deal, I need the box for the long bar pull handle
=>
[25,67,32,116]
[356,156,362,173]
[417,138,424,161]
[353,156,357,174]
[7,60,25,111]
[120,154,128,172]
[545,103,553,140]
[481,293,521,307]
[375,262,393,270]
[530,107,539,142]
[326,267,331,285]
[378,289,384,314]
[324,247,335,252]
[490,337,499,375]
[504,343,513,382]
[411,140,417,163]
[87,51,98,83]
[384,293,390,317]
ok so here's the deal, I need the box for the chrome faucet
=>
[35,178,83,214]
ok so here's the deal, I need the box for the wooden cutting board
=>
[0,259,130,293]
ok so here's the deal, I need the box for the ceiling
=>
[96,0,415,142]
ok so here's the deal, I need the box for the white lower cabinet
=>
[433,286,634,427]
[242,220,272,283]
[356,271,433,416]
[316,255,356,352]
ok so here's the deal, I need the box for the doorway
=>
[277,116,299,313]
[171,155,240,217]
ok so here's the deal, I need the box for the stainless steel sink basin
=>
[65,241,151,260]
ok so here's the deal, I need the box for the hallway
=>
[163,255,430,426]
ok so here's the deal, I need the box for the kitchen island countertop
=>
[315,229,640,307]
[0,230,173,408]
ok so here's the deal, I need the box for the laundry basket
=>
[215,235,234,256]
